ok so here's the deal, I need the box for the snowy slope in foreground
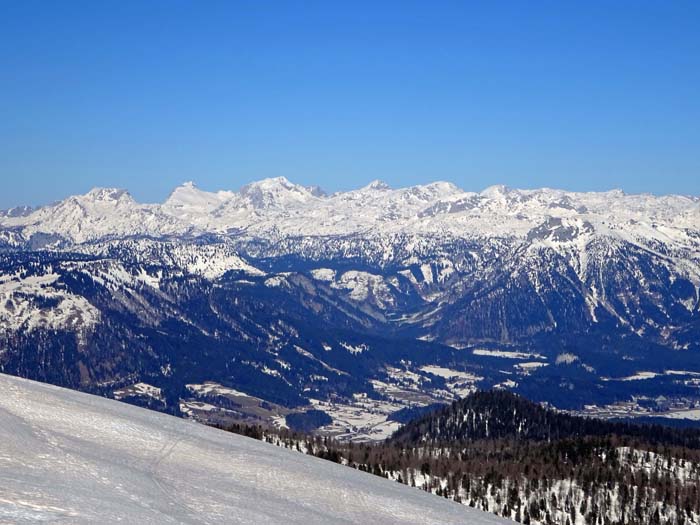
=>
[0,374,509,524]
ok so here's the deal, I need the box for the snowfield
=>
[0,373,511,524]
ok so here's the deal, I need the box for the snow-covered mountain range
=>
[1,178,699,436]
[3,177,699,246]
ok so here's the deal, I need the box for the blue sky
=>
[1,1,699,208]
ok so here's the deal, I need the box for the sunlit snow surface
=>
[0,374,510,524]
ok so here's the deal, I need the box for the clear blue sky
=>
[1,1,699,208]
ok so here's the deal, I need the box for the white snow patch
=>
[264,275,288,287]
[113,383,163,401]
[494,379,518,389]
[186,382,252,398]
[419,366,481,382]
[1,374,509,524]
[555,353,579,365]
[310,268,336,281]
[0,272,100,334]
[605,371,660,382]
[419,366,483,397]
[339,342,369,355]
[514,362,549,375]
[661,409,700,421]
[473,349,546,360]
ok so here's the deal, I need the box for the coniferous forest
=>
[221,391,700,525]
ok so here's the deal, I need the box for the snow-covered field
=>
[310,395,405,442]
[0,373,511,524]
[472,349,546,360]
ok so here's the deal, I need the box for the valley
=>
[0,178,699,440]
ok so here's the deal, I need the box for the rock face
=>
[0,178,699,428]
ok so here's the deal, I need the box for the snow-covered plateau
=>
[0,373,511,524]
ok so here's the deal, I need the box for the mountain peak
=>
[239,177,316,209]
[165,181,234,211]
[605,188,626,197]
[479,184,511,199]
[83,188,133,203]
[241,176,294,191]
[0,205,34,218]
[362,180,391,191]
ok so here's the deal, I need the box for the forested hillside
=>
[222,391,700,525]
